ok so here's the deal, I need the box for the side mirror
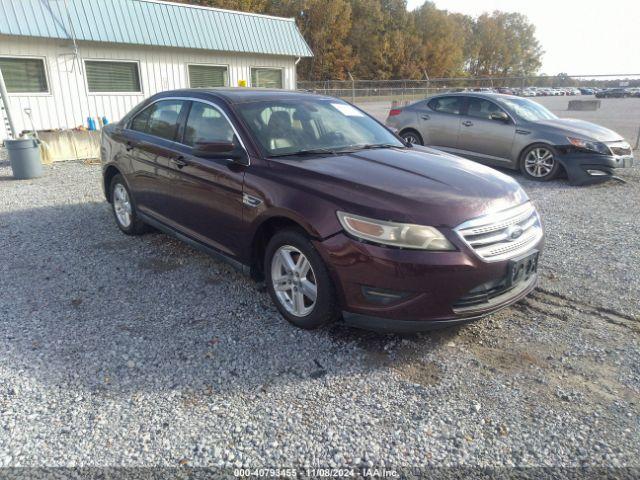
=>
[490,111,510,122]
[193,141,248,165]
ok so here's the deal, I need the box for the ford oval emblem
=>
[507,225,524,240]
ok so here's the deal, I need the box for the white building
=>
[0,0,312,140]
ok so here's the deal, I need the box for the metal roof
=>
[0,0,313,57]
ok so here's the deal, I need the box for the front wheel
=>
[265,229,338,329]
[519,144,561,181]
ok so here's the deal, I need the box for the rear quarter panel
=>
[100,124,137,197]
[386,109,419,136]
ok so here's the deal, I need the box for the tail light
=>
[388,109,402,117]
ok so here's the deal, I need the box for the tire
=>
[519,144,561,181]
[109,174,147,235]
[264,229,338,329]
[400,129,423,146]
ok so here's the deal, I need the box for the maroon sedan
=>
[101,89,543,332]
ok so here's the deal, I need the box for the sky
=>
[407,0,640,77]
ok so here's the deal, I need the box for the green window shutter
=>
[188,65,228,88]
[85,61,141,93]
[251,68,283,89]
[0,57,48,93]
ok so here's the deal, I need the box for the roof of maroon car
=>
[163,88,333,104]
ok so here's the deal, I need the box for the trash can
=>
[5,138,43,180]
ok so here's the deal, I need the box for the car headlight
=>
[567,137,610,155]
[337,211,455,250]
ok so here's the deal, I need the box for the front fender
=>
[248,206,342,241]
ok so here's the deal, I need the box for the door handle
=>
[421,114,430,120]
[171,156,188,168]
[462,120,474,127]
[125,141,136,152]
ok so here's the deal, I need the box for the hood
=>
[269,146,528,228]
[535,118,624,142]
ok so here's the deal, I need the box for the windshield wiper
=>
[350,143,405,150]
[269,143,403,158]
[269,148,339,158]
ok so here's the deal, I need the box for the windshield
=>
[498,97,558,122]
[235,98,404,156]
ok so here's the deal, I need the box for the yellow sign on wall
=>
[238,79,247,87]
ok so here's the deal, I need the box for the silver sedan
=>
[386,93,633,184]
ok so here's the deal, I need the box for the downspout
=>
[0,67,17,139]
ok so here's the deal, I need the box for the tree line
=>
[176,0,544,81]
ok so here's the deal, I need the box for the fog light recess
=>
[361,286,410,305]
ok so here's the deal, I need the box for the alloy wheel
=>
[271,245,317,317]
[524,147,555,178]
[113,183,132,228]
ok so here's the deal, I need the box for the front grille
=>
[455,202,543,262]
[608,141,632,157]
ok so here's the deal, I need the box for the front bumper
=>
[557,152,634,185]
[313,233,542,333]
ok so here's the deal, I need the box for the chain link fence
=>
[297,74,640,103]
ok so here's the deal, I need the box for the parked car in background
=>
[386,92,634,185]
[579,88,595,95]
[471,88,495,93]
[101,88,543,332]
[596,88,630,98]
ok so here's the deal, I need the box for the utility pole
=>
[347,71,355,104]
[423,69,430,95]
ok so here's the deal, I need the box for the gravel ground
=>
[0,153,639,471]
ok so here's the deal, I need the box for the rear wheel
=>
[110,174,147,235]
[400,129,423,146]
[265,229,338,329]
[519,144,561,181]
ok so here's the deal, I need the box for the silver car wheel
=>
[113,183,133,228]
[524,147,555,178]
[271,245,317,317]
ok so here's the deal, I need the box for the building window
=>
[251,67,283,89]
[85,60,141,93]
[0,57,48,93]
[188,65,228,88]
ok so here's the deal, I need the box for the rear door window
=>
[130,100,185,141]
[427,96,463,115]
